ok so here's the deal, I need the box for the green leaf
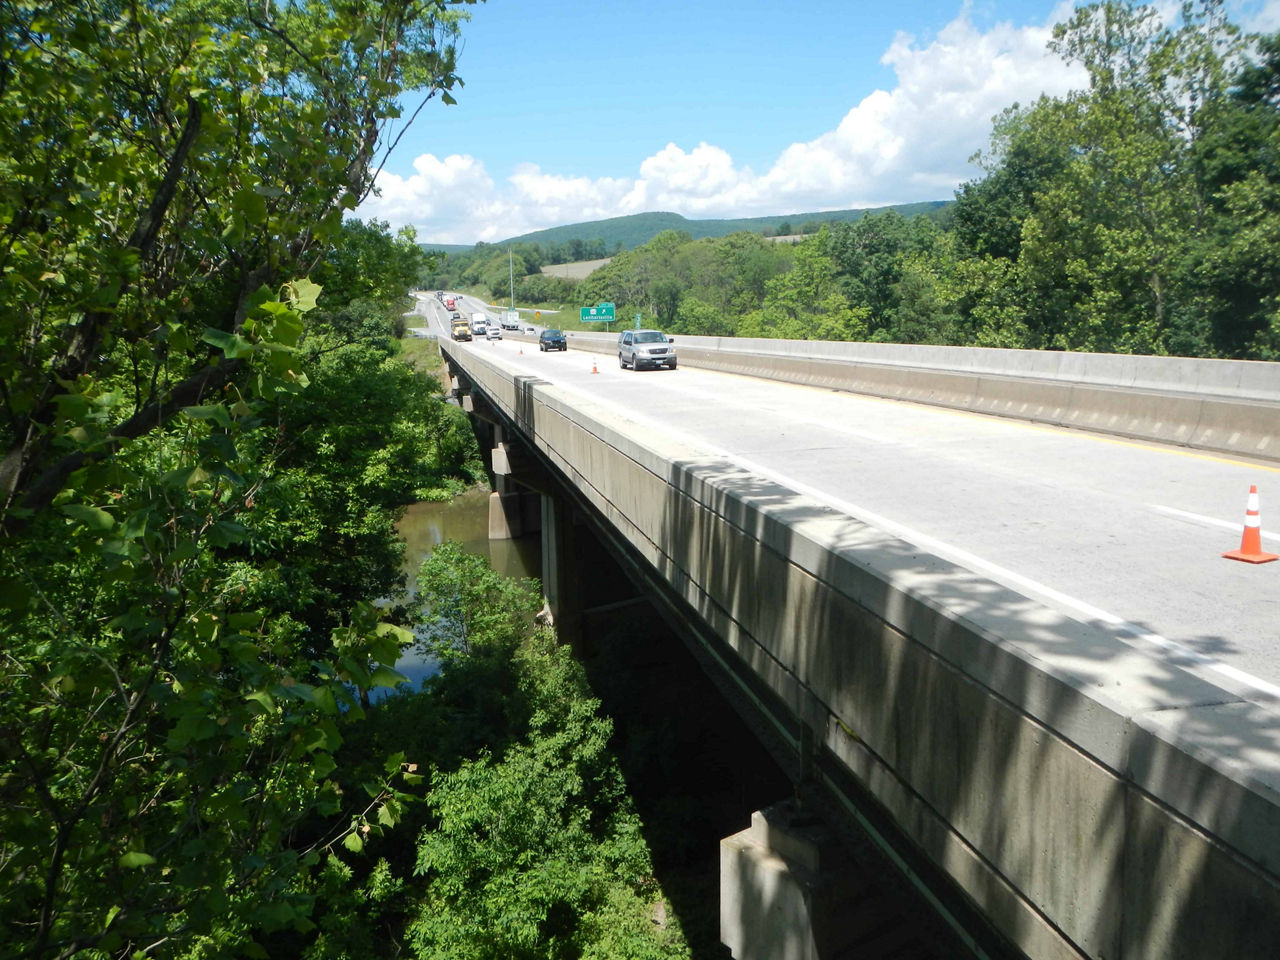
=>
[376,800,397,827]
[312,753,336,779]
[369,664,409,689]
[245,690,275,713]
[201,327,255,359]
[183,404,232,428]
[227,611,262,630]
[375,621,413,644]
[120,511,148,540]
[61,504,116,532]
[232,187,268,225]
[208,520,248,547]
[311,685,338,716]
[286,278,322,315]
[342,830,364,853]
[118,851,156,869]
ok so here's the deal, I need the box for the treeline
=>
[498,3,1280,360]
[421,237,618,305]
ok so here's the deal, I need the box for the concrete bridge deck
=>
[422,300,1280,960]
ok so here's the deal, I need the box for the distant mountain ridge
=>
[420,201,952,255]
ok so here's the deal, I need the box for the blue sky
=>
[358,0,1280,244]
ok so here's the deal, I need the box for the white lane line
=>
[722,453,1280,703]
[543,373,1280,703]
[1151,503,1280,543]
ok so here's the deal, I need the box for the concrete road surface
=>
[423,304,1280,711]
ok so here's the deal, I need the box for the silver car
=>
[618,329,677,370]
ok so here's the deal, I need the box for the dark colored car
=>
[539,329,567,352]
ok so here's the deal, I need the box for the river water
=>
[394,487,541,687]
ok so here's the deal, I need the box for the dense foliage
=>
[0,1,481,956]
[303,544,691,960]
[948,0,1280,357]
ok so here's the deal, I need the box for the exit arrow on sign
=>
[580,304,616,322]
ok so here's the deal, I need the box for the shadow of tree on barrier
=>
[647,450,1280,960]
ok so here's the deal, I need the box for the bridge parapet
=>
[443,340,1280,960]
[551,332,1280,462]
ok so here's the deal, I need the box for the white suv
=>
[618,329,677,370]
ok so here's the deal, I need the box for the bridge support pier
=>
[539,492,582,653]
[721,801,860,960]
[487,423,543,540]
[488,477,539,540]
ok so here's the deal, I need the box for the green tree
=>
[951,1,1262,356]
[1183,29,1280,357]
[651,278,683,328]
[749,241,867,341]
[297,546,689,960]
[822,211,921,334]
[0,1,472,955]
[674,296,734,337]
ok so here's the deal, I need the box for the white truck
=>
[469,312,487,335]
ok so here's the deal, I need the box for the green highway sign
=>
[580,303,615,322]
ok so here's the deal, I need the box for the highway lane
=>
[416,299,1280,708]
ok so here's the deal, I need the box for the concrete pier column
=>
[488,423,541,540]
[488,475,525,540]
[720,801,860,960]
[540,492,581,652]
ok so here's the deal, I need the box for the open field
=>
[540,257,610,279]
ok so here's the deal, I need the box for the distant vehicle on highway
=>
[539,329,567,352]
[470,312,487,335]
[451,319,471,341]
[486,324,502,340]
[445,296,456,310]
[618,329,677,370]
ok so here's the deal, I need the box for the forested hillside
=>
[421,203,952,290]
[438,3,1280,360]
[495,202,951,251]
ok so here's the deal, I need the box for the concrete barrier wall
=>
[445,340,1280,960]
[544,332,1280,461]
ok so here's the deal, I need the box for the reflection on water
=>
[400,488,541,585]
[394,487,542,689]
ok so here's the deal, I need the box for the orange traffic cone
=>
[1223,485,1279,564]
[591,359,599,374]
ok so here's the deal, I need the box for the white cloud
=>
[1242,0,1280,32]
[360,6,1091,243]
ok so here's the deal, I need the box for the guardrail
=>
[548,331,1280,462]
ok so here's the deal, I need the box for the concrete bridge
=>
[425,302,1280,960]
